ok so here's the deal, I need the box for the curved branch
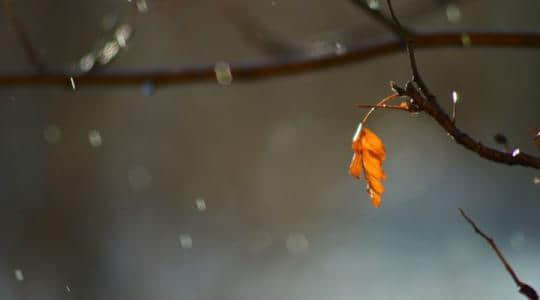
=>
[389,65,540,169]
[0,32,540,87]
[459,209,538,300]
[381,0,540,169]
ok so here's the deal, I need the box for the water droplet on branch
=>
[214,62,233,85]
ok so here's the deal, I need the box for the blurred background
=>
[0,0,539,299]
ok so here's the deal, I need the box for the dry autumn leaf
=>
[349,123,387,208]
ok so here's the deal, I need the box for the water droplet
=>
[141,82,156,95]
[195,198,206,211]
[446,4,461,24]
[452,90,459,103]
[285,233,309,254]
[512,148,520,157]
[214,62,233,85]
[136,0,148,12]
[533,176,540,185]
[115,25,132,48]
[128,166,152,191]
[14,269,24,282]
[44,125,62,144]
[461,33,472,47]
[366,0,380,10]
[179,234,192,249]
[79,54,95,72]
[98,41,120,65]
[69,77,76,90]
[335,42,347,55]
[65,285,71,293]
[88,130,103,147]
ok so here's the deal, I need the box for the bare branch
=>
[349,0,412,38]
[386,0,433,99]
[1,32,540,88]
[393,82,540,168]
[379,0,540,169]
[459,208,538,300]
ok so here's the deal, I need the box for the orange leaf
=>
[348,124,387,208]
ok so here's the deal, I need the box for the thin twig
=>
[349,0,412,38]
[3,0,47,73]
[386,0,433,99]
[356,103,408,111]
[459,208,538,300]
[361,93,400,124]
[1,32,540,87]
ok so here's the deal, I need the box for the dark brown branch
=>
[381,0,540,169]
[349,0,411,38]
[3,0,47,73]
[391,81,540,169]
[459,208,538,300]
[1,32,540,87]
[386,0,433,99]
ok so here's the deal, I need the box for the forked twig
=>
[459,208,538,300]
[374,0,540,169]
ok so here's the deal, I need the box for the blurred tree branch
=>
[1,31,540,87]
[3,0,48,73]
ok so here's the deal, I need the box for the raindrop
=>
[69,77,76,90]
[14,269,24,282]
[79,54,95,72]
[512,148,520,157]
[452,90,459,103]
[136,0,148,12]
[195,197,207,211]
[88,130,103,147]
[214,62,233,85]
[98,41,120,65]
[533,176,540,185]
[141,81,156,95]
[44,125,62,144]
[335,42,347,55]
[271,0,277,6]
[65,285,71,293]
[179,234,192,249]
[446,4,461,24]
[128,166,152,191]
[285,232,309,254]
[115,25,132,48]
[366,0,380,10]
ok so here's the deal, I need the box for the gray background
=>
[0,1,539,299]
